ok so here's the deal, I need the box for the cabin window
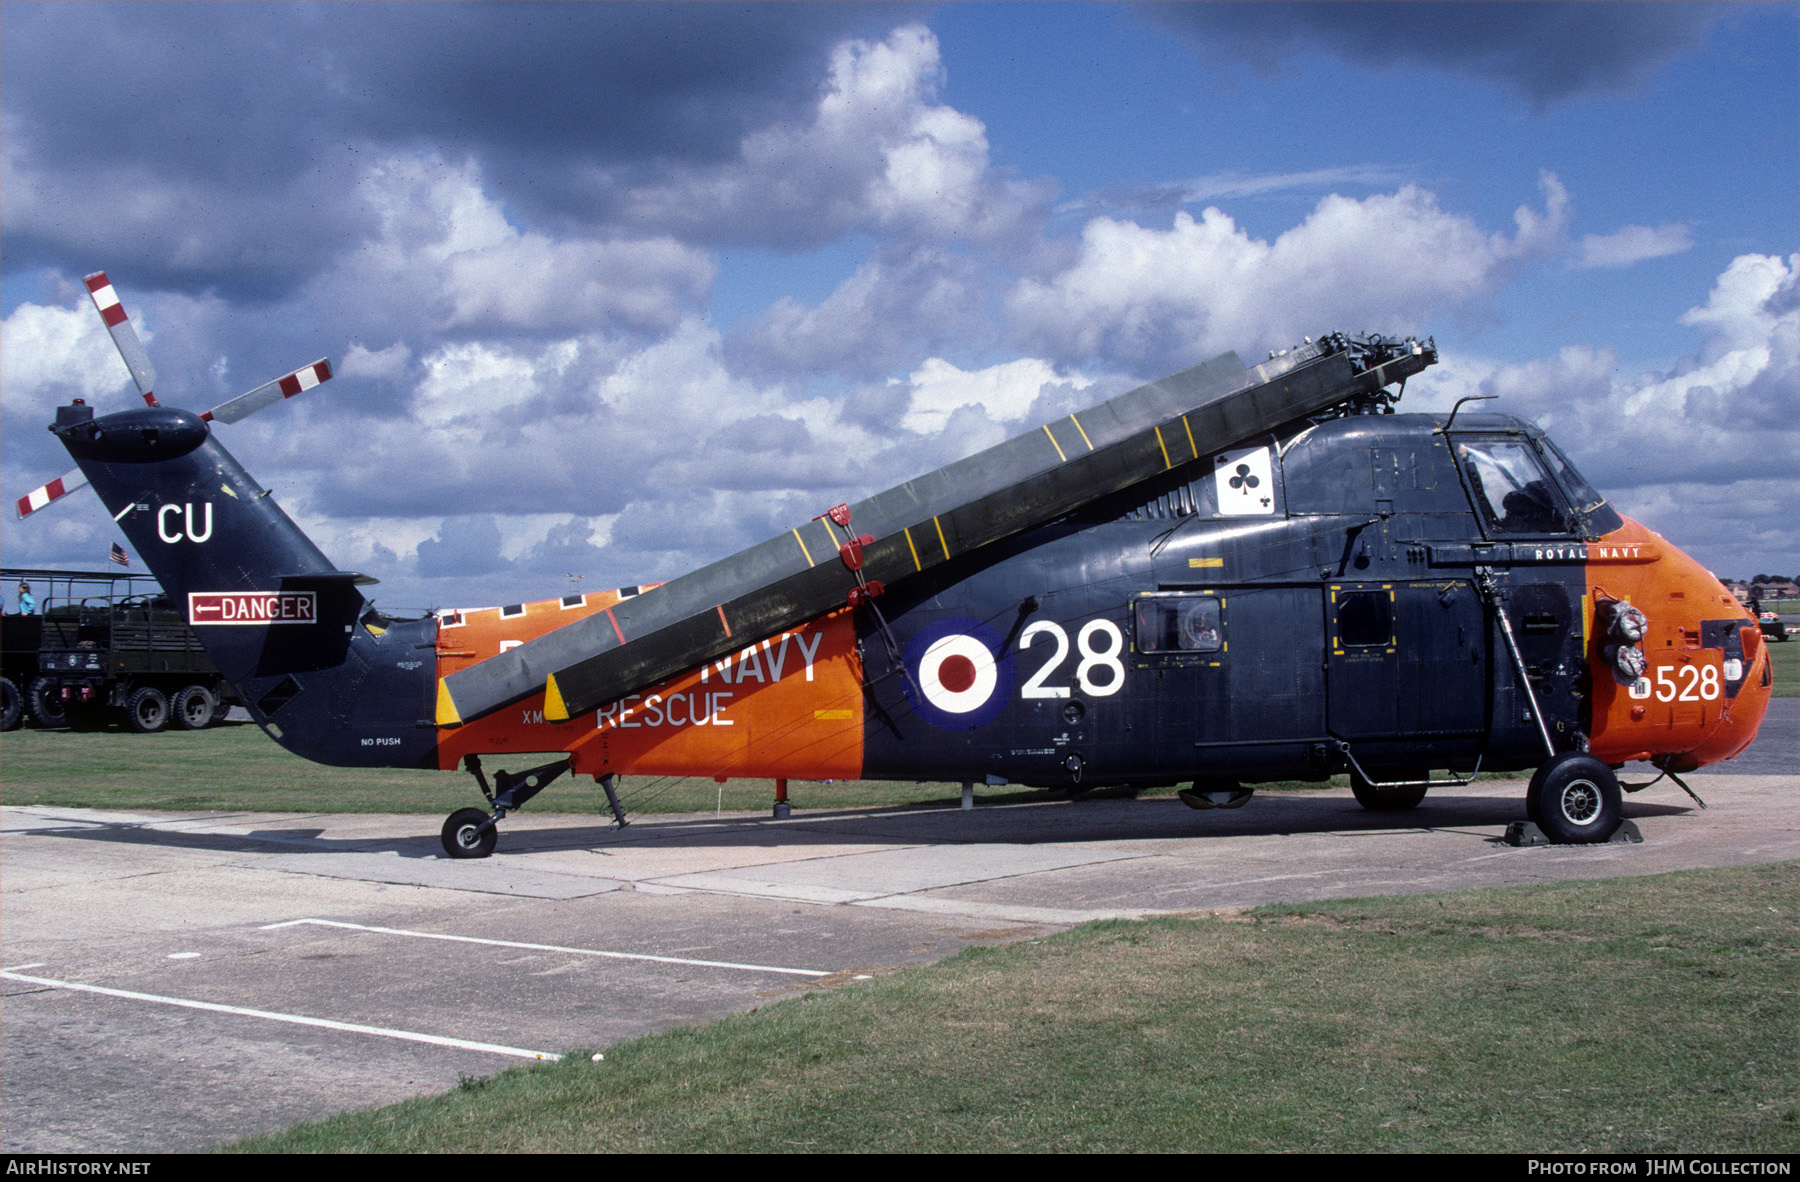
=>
[1336,591,1392,648]
[1454,438,1575,536]
[1135,594,1222,654]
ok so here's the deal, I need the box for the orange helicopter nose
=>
[1683,619,1774,769]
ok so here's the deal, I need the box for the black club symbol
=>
[1228,463,1260,491]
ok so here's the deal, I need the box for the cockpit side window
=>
[1453,438,1576,536]
[1536,436,1605,514]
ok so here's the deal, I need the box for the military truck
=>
[3,567,232,732]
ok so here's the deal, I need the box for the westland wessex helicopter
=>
[32,274,1771,857]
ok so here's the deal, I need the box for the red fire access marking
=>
[716,604,732,639]
[189,591,317,626]
[603,604,626,645]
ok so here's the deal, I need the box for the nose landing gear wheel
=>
[442,808,497,858]
[1527,752,1622,844]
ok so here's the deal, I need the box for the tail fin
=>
[53,401,437,767]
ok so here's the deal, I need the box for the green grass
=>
[1768,636,1798,697]
[228,861,1798,1154]
[2,721,1489,815]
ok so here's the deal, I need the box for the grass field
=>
[1768,633,1799,696]
[228,861,1798,1154]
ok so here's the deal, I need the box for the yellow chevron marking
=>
[544,674,570,723]
[435,679,462,727]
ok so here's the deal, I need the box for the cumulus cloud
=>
[900,356,1092,434]
[0,3,901,296]
[1413,253,1797,495]
[730,246,991,379]
[1574,224,1693,269]
[613,24,1052,250]
[1006,174,1569,371]
[0,299,135,420]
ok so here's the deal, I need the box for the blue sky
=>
[3,2,1795,611]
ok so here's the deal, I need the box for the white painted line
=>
[262,918,831,978]
[4,963,47,972]
[0,969,559,1061]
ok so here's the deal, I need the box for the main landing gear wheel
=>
[1527,753,1621,844]
[1350,770,1427,811]
[441,808,497,859]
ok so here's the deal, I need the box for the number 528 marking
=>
[1651,663,1720,703]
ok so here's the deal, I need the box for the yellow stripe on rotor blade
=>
[544,674,571,723]
[435,680,463,727]
[1154,425,1173,469]
[1041,424,1067,462]
[1069,414,1094,451]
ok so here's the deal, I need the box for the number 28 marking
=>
[1019,619,1125,698]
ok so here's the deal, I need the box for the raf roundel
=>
[904,617,1013,730]
[919,633,999,714]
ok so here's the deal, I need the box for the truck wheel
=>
[1526,753,1621,844]
[1350,769,1427,811]
[172,685,217,730]
[125,686,170,734]
[1,677,20,732]
[27,678,68,729]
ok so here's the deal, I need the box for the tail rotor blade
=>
[83,272,158,405]
[200,359,334,424]
[16,468,90,519]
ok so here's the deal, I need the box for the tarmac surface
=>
[3,704,1794,1152]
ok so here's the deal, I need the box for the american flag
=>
[109,542,130,567]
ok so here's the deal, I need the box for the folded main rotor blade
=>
[201,359,334,424]
[439,335,1435,727]
[84,272,158,405]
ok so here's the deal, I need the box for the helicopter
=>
[38,275,1772,857]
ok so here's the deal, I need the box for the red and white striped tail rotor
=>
[20,273,336,521]
[16,468,90,519]
[201,358,334,424]
[84,272,158,406]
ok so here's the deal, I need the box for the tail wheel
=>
[1,677,20,732]
[1527,753,1622,844]
[1350,769,1427,812]
[441,808,497,859]
[172,685,217,730]
[125,686,169,734]
[26,678,66,729]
